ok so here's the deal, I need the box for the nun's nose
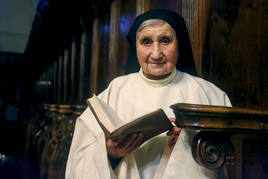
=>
[150,43,163,60]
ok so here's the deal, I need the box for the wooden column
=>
[70,40,79,104]
[78,31,86,103]
[97,12,110,93]
[57,55,63,104]
[108,0,121,82]
[136,0,150,15]
[52,59,58,104]
[118,0,137,75]
[90,18,100,94]
[47,62,53,104]
[78,29,92,104]
[39,71,48,104]
[182,0,211,76]
[63,48,70,104]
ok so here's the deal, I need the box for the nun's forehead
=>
[136,19,168,33]
[135,20,177,42]
[127,11,182,46]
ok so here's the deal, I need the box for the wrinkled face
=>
[136,22,178,80]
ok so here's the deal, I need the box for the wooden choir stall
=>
[171,104,268,179]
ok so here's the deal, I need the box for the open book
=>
[87,94,173,144]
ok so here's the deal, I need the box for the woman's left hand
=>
[167,118,181,148]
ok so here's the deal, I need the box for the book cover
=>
[87,94,173,144]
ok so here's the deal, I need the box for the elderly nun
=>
[66,9,231,179]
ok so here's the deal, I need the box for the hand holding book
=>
[166,117,182,148]
[106,132,144,158]
[87,94,174,144]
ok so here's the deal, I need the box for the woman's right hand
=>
[106,133,144,158]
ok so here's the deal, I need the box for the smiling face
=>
[136,22,178,80]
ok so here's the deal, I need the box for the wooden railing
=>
[171,104,268,179]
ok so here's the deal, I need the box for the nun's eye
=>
[160,37,171,45]
[141,38,152,46]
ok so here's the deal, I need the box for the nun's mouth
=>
[148,61,167,65]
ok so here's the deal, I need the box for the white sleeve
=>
[65,108,113,179]
[223,93,232,107]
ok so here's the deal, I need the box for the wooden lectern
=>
[171,104,268,179]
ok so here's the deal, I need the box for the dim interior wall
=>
[0,0,35,53]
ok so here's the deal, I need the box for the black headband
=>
[125,9,197,76]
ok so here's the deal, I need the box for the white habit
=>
[66,69,231,179]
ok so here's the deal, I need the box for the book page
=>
[87,94,115,133]
[87,94,125,133]
[97,97,125,128]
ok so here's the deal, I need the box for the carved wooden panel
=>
[182,0,211,76]
[172,103,268,179]
[203,0,268,110]
[243,139,268,179]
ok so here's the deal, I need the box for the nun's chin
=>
[142,68,174,80]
